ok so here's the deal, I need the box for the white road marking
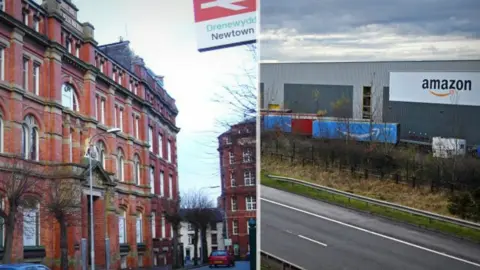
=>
[262,198,480,268]
[283,229,328,247]
[298,234,328,247]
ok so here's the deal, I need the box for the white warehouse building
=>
[260,60,480,145]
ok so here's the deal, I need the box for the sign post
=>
[193,0,257,52]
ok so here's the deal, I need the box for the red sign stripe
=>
[193,0,257,23]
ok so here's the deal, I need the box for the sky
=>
[260,0,480,62]
[74,0,256,203]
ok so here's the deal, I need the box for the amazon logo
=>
[422,79,472,97]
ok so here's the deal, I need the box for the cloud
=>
[260,0,480,61]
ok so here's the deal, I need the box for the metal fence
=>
[267,175,480,231]
[260,251,304,270]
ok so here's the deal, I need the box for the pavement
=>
[261,185,480,270]
[192,261,250,269]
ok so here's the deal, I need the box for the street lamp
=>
[85,128,120,270]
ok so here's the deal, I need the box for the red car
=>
[208,250,235,268]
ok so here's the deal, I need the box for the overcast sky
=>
[75,0,255,202]
[260,0,480,62]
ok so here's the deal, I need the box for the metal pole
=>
[89,152,95,270]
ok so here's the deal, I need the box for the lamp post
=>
[85,128,120,270]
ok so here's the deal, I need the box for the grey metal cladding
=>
[260,83,265,108]
[383,87,480,144]
[284,83,353,117]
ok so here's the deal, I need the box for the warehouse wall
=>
[260,60,480,120]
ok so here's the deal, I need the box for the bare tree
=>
[43,178,82,270]
[0,155,42,263]
[181,190,215,265]
[213,44,257,128]
[162,196,182,269]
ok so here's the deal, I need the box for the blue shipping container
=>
[263,115,292,133]
[312,120,399,144]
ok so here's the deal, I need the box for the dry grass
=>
[262,155,453,217]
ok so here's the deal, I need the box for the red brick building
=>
[0,0,179,269]
[217,118,256,258]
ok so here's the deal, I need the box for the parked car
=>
[208,250,235,268]
[0,263,50,270]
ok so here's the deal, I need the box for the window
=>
[161,215,166,238]
[135,116,139,139]
[170,223,173,238]
[232,220,238,235]
[187,223,193,231]
[148,126,153,152]
[65,39,71,53]
[151,212,156,239]
[150,166,155,193]
[133,155,141,185]
[75,45,80,58]
[160,171,164,197]
[158,134,163,158]
[129,81,133,91]
[68,132,73,162]
[225,136,232,145]
[23,58,28,90]
[100,99,105,124]
[23,12,29,26]
[362,86,372,120]
[99,60,104,73]
[230,171,236,187]
[0,0,4,12]
[33,63,39,95]
[118,211,126,244]
[244,170,255,186]
[243,149,253,163]
[134,83,138,95]
[114,106,118,127]
[22,115,39,161]
[211,233,218,245]
[136,215,143,243]
[167,140,172,162]
[23,204,40,246]
[231,197,237,211]
[94,96,98,120]
[119,108,123,131]
[169,175,173,199]
[33,18,39,32]
[117,148,125,181]
[229,151,234,164]
[112,70,116,81]
[211,222,217,231]
[0,115,4,153]
[118,72,122,85]
[188,234,193,245]
[246,196,256,211]
[0,47,4,81]
[61,83,79,111]
[96,141,106,167]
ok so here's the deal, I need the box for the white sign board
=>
[389,72,480,106]
[224,238,232,246]
[193,0,257,52]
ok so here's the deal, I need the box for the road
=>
[193,261,250,269]
[261,185,480,270]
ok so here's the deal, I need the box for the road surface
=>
[261,185,480,270]
[194,261,250,269]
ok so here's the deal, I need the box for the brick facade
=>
[0,0,179,269]
[218,119,256,258]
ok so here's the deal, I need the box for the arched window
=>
[116,148,124,181]
[118,209,127,244]
[0,114,4,153]
[136,213,143,244]
[61,83,79,111]
[96,141,106,167]
[133,154,141,185]
[22,115,39,160]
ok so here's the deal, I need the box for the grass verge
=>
[261,173,480,243]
